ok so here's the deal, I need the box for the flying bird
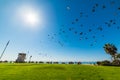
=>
[75,19,79,22]
[79,32,83,35]
[102,5,106,9]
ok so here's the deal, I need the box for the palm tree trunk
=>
[112,55,116,61]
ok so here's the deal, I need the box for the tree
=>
[103,43,117,61]
[116,54,120,60]
[0,40,10,60]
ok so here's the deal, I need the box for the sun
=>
[17,5,42,29]
[22,9,39,26]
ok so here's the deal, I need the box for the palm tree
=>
[0,40,10,60]
[103,43,117,61]
[116,54,120,60]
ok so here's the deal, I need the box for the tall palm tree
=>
[0,40,10,60]
[116,54,120,60]
[103,43,117,61]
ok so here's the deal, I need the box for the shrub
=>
[9,61,13,63]
[77,62,81,65]
[97,60,111,66]
[3,60,8,63]
[39,61,44,64]
[35,61,38,63]
[0,61,3,63]
[31,61,34,63]
[53,62,59,64]
[112,60,120,65]
[68,62,74,64]
[102,60,111,66]
[61,62,66,64]
[97,61,102,65]
[46,61,52,64]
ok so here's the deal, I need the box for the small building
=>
[16,53,26,63]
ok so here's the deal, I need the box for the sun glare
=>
[22,10,39,26]
[17,5,43,29]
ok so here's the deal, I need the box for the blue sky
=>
[0,0,120,61]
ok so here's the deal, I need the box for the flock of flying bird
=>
[47,0,120,47]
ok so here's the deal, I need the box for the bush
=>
[9,61,13,63]
[0,61,3,63]
[68,62,74,64]
[97,60,111,66]
[53,62,59,64]
[46,62,52,64]
[97,60,120,66]
[112,60,120,65]
[31,61,34,63]
[35,61,38,64]
[97,61,102,65]
[61,62,66,64]
[77,62,81,65]
[102,60,111,65]
[3,60,8,63]
[39,61,44,64]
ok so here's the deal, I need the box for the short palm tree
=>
[103,43,117,61]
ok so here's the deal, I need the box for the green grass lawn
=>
[0,63,120,80]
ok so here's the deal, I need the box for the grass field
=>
[0,63,120,80]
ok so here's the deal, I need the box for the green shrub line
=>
[0,61,82,64]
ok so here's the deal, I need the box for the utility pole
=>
[0,40,10,60]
